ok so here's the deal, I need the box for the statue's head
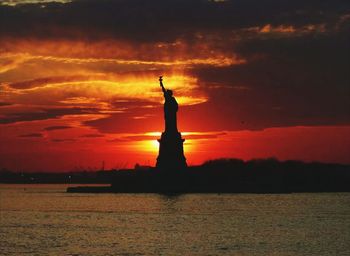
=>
[167,89,173,96]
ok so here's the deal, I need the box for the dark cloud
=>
[183,132,227,140]
[44,125,72,131]
[106,138,127,143]
[120,132,227,141]
[190,24,350,130]
[0,101,13,107]
[84,105,163,133]
[51,138,76,142]
[19,133,43,137]
[0,0,349,42]
[0,107,99,124]
[80,133,104,138]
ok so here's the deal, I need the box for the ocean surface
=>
[0,184,349,255]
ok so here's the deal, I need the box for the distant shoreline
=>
[1,158,349,194]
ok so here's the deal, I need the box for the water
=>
[0,185,349,255]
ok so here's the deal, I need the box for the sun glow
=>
[137,139,159,153]
[138,138,194,156]
[135,132,195,155]
[150,140,160,152]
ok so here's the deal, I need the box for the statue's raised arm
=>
[159,76,166,95]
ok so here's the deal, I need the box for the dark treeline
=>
[1,158,349,193]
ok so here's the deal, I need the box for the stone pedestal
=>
[156,131,187,170]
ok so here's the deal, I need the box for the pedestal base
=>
[156,131,187,170]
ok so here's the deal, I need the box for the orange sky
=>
[0,0,349,171]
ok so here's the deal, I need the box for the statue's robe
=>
[164,93,178,133]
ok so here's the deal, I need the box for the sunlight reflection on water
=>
[1,184,350,255]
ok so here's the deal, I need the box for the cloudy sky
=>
[0,0,349,171]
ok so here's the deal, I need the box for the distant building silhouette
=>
[156,76,187,170]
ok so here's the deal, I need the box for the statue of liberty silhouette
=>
[156,76,187,170]
[159,76,178,133]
